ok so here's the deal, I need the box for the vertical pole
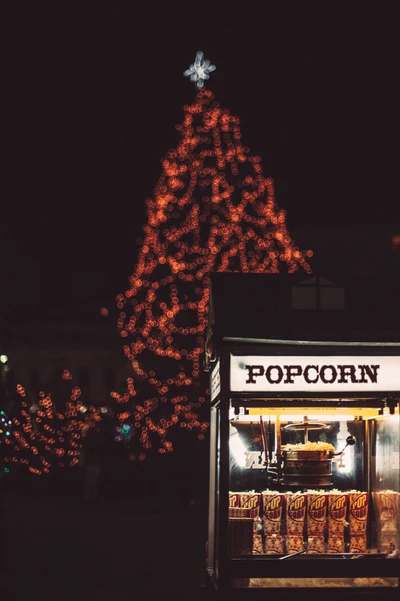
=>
[364,418,372,549]
[207,404,217,574]
[276,414,282,482]
[364,419,371,494]
[217,347,231,592]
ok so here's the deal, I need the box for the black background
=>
[3,5,399,318]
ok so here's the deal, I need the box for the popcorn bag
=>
[241,493,261,554]
[372,490,399,551]
[253,533,264,555]
[349,534,367,554]
[307,535,325,554]
[229,492,262,555]
[229,518,254,555]
[327,535,345,554]
[349,491,369,535]
[327,490,348,551]
[307,491,328,535]
[286,492,307,535]
[240,492,261,521]
[262,491,285,535]
[229,493,245,518]
[328,491,348,530]
[372,491,398,532]
[265,534,284,555]
[285,535,305,554]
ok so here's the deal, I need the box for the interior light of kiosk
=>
[248,407,380,418]
[291,414,355,422]
[334,421,354,474]
[258,414,356,422]
[229,431,247,467]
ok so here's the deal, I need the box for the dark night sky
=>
[3,5,399,320]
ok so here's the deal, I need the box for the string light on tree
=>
[116,53,313,457]
[0,410,12,455]
[0,353,13,465]
[3,370,100,475]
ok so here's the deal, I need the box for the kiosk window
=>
[292,276,345,310]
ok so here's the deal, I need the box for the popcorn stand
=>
[205,273,400,598]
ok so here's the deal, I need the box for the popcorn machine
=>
[205,273,400,598]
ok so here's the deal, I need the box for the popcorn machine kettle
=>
[277,417,356,488]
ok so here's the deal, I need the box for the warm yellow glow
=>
[363,410,400,421]
[248,407,383,419]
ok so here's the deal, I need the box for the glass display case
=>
[205,273,400,598]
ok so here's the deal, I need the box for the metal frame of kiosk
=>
[205,273,400,599]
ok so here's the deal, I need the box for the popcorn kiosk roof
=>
[205,272,400,598]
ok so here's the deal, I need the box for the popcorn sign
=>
[230,355,400,393]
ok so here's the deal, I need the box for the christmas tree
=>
[115,52,312,456]
[3,369,100,475]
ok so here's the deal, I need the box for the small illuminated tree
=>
[3,370,100,475]
[116,52,312,456]
[1,354,13,464]
[0,410,12,469]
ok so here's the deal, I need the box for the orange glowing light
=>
[5,371,100,475]
[113,87,312,456]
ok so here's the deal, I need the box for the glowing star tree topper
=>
[184,51,216,88]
